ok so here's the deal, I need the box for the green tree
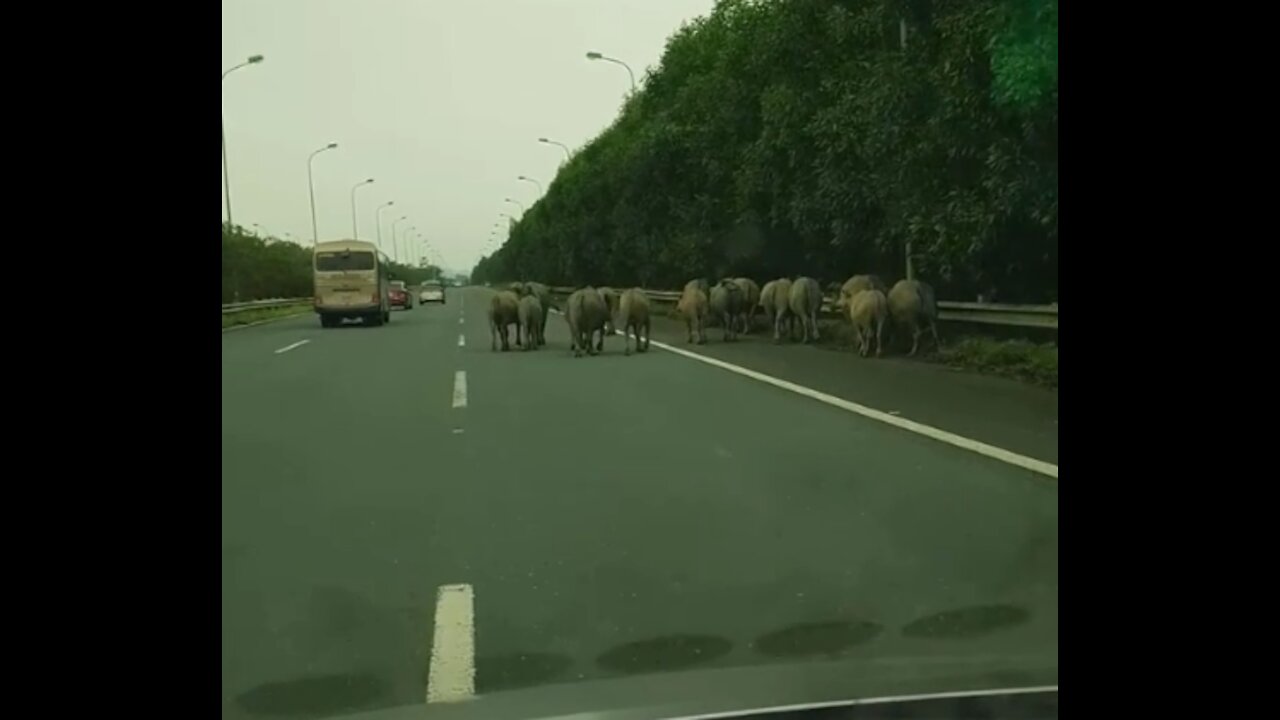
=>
[222,223,314,303]
[474,0,1056,302]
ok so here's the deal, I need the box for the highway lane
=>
[222,300,468,718]
[221,288,1058,719]
[577,300,1057,465]
[652,310,1059,464]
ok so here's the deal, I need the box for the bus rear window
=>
[316,251,375,271]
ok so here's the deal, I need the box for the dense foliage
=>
[222,224,313,303]
[473,0,1056,303]
[221,223,444,303]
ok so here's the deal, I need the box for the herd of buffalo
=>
[487,276,941,359]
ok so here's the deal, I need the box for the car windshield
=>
[223,1,1057,719]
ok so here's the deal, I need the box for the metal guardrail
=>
[933,300,1057,329]
[221,298,311,314]
[540,286,1056,330]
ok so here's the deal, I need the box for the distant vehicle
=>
[388,280,413,310]
[312,239,391,328]
[419,281,447,304]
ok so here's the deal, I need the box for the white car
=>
[419,282,446,304]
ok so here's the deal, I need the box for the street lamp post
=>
[350,178,375,239]
[391,215,407,262]
[538,137,572,162]
[898,17,915,281]
[517,175,543,195]
[307,142,339,244]
[375,200,395,252]
[504,198,525,214]
[402,226,417,264]
[221,54,265,81]
[222,53,265,227]
[585,50,636,92]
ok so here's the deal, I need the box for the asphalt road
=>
[221,287,1058,719]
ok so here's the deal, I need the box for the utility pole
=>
[900,17,914,281]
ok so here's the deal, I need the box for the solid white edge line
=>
[458,334,466,348]
[646,337,1058,478]
[667,685,1058,720]
[273,339,311,354]
[452,371,467,409]
[425,583,476,703]
[547,308,1056,479]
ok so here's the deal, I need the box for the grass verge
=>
[817,320,1057,389]
[222,303,311,330]
[932,336,1058,389]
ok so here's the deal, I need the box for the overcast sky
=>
[222,0,716,273]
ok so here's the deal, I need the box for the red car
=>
[388,281,414,310]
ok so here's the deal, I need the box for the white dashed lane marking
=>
[451,371,467,409]
[274,340,311,355]
[425,583,475,703]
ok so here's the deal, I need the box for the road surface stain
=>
[753,619,883,658]
[236,673,387,716]
[901,604,1031,639]
[596,634,732,674]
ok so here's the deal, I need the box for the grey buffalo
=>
[788,276,823,343]
[566,286,609,357]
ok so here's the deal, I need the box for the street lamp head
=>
[538,137,549,143]
[586,51,603,60]
[364,178,375,184]
[248,54,265,64]
[326,142,338,149]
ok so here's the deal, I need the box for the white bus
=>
[313,240,392,328]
